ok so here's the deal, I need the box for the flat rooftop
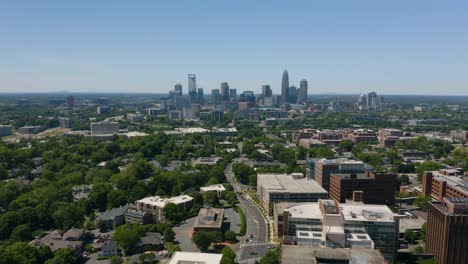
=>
[257,173,327,194]
[194,208,224,229]
[281,245,385,264]
[200,184,226,192]
[431,171,468,194]
[168,252,222,264]
[137,195,193,208]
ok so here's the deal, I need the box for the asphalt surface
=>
[225,159,271,263]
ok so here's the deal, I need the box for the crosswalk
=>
[241,242,272,248]
[237,257,262,263]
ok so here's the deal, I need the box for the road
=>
[225,159,273,263]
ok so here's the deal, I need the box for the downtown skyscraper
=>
[281,70,289,104]
[220,82,230,101]
[188,74,196,94]
[298,79,308,104]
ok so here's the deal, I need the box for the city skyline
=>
[0,1,467,95]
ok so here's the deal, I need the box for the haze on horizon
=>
[0,1,467,96]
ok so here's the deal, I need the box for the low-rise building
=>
[95,204,129,230]
[299,138,327,148]
[168,252,222,264]
[275,199,397,263]
[18,126,43,134]
[346,129,377,144]
[99,240,119,258]
[257,173,328,214]
[90,121,119,135]
[192,157,222,166]
[124,207,153,225]
[193,208,224,232]
[0,125,13,137]
[200,184,226,197]
[136,195,194,222]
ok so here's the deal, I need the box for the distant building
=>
[193,208,224,232]
[276,200,397,263]
[211,89,220,104]
[197,88,204,105]
[298,138,327,149]
[168,110,183,120]
[174,83,183,96]
[136,195,194,222]
[192,157,222,166]
[298,79,308,104]
[379,128,404,147]
[367,91,379,111]
[288,86,297,104]
[281,70,289,104]
[66,95,75,108]
[90,121,119,135]
[18,126,42,134]
[220,82,229,101]
[345,129,377,143]
[59,117,71,128]
[188,74,196,94]
[329,171,397,205]
[200,184,226,197]
[257,173,328,214]
[99,240,119,258]
[450,130,468,142]
[0,125,13,137]
[97,106,110,115]
[127,113,144,122]
[95,205,128,230]
[426,197,468,264]
[262,85,272,98]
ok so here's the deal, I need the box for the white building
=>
[168,252,222,264]
[136,195,194,222]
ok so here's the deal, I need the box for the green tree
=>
[113,224,145,254]
[260,247,280,264]
[45,248,78,264]
[164,228,175,242]
[164,203,185,223]
[11,224,33,241]
[192,231,221,251]
[109,256,124,264]
[220,246,236,264]
[224,230,236,242]
[420,222,427,241]
[404,229,418,244]
[413,195,432,212]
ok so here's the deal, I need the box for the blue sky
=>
[0,0,467,95]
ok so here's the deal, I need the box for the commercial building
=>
[422,171,468,201]
[136,195,194,222]
[59,117,71,128]
[193,208,224,232]
[281,70,289,104]
[345,129,377,143]
[168,252,222,264]
[90,121,119,135]
[425,197,468,264]
[298,79,308,104]
[314,159,369,192]
[329,172,397,205]
[298,138,327,149]
[200,184,226,197]
[274,199,397,263]
[257,173,328,214]
[379,128,404,147]
[97,106,110,115]
[0,125,13,137]
[18,126,42,134]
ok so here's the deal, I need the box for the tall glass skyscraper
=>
[188,74,196,93]
[281,70,289,104]
[298,79,308,104]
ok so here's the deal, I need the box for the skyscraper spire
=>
[281,70,289,104]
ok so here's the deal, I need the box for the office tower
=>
[241,91,255,103]
[281,70,289,104]
[174,83,183,96]
[197,88,204,105]
[211,89,220,104]
[367,91,378,111]
[220,82,229,101]
[426,197,468,264]
[66,95,75,108]
[288,86,297,104]
[188,74,196,94]
[229,88,237,100]
[262,85,272,98]
[357,94,367,111]
[298,79,308,104]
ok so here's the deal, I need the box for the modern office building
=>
[220,82,229,101]
[90,122,119,135]
[0,125,13,137]
[188,74,196,94]
[136,195,194,222]
[211,89,220,104]
[379,128,405,147]
[18,126,43,134]
[274,199,398,263]
[357,94,367,111]
[329,171,397,205]
[314,159,369,192]
[288,86,297,104]
[281,70,289,104]
[425,197,468,264]
[257,173,328,214]
[66,95,75,108]
[59,117,72,128]
[262,85,272,98]
[197,88,204,105]
[422,171,468,201]
[174,83,183,96]
[298,79,308,104]
[367,91,379,111]
[97,106,110,115]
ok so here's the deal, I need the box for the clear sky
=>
[0,0,467,95]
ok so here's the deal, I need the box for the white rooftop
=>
[168,252,222,264]
[200,184,226,192]
[257,173,327,194]
[137,195,193,208]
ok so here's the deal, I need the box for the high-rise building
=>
[197,88,204,105]
[211,89,220,104]
[281,70,289,104]
[262,85,272,98]
[367,92,378,111]
[220,82,229,101]
[426,197,468,264]
[357,94,367,111]
[229,88,237,100]
[66,95,75,108]
[188,74,196,94]
[174,83,183,96]
[288,86,297,103]
[298,79,308,104]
